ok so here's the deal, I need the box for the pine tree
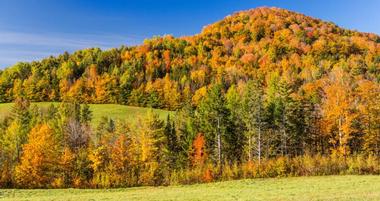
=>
[164,115,179,168]
[241,80,266,163]
[196,84,230,165]
[225,84,245,162]
[173,103,197,168]
[81,104,93,125]
[10,98,31,159]
[266,75,306,156]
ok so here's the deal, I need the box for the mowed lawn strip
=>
[1,175,380,201]
[0,102,172,126]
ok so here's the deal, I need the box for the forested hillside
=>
[0,7,380,188]
[1,7,379,108]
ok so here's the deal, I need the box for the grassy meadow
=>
[0,175,379,201]
[0,102,171,126]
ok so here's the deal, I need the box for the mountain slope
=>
[0,7,379,109]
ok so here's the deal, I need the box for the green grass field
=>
[0,175,379,201]
[0,102,171,126]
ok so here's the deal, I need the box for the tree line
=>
[0,71,379,188]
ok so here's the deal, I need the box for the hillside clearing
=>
[0,175,380,201]
[0,102,171,126]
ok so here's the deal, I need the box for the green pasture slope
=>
[0,175,380,201]
[0,102,171,126]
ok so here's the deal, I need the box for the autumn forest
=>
[0,7,380,188]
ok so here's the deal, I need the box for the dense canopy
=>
[0,7,378,108]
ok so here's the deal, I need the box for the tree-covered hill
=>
[0,7,379,110]
[1,7,380,188]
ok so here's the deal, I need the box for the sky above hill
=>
[0,0,379,68]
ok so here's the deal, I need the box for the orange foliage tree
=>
[192,133,207,167]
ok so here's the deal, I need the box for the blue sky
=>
[0,0,379,68]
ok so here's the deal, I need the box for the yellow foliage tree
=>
[357,80,380,155]
[59,147,75,187]
[322,67,358,157]
[192,86,207,106]
[15,124,59,188]
[89,145,110,188]
[163,74,181,110]
[109,134,130,186]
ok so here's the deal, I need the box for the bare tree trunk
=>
[338,115,344,157]
[258,104,262,165]
[258,127,261,165]
[283,129,287,156]
[282,111,287,156]
[266,130,271,158]
[217,117,221,165]
[248,134,252,162]
[377,129,380,157]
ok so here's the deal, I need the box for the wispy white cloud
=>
[0,31,144,48]
[0,31,146,69]
[0,49,62,67]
